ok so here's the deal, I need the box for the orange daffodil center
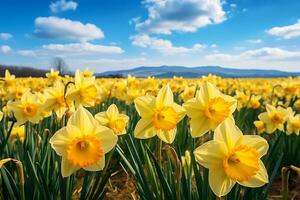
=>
[152,106,179,131]
[23,104,38,117]
[204,97,230,124]
[108,119,126,134]
[223,145,259,182]
[67,135,103,168]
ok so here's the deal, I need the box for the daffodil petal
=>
[95,112,110,126]
[61,158,79,177]
[156,85,174,107]
[134,96,155,118]
[134,119,156,139]
[183,98,204,119]
[239,135,269,157]
[50,125,81,157]
[84,157,105,171]
[194,140,227,169]
[209,168,236,197]
[95,126,118,154]
[172,103,186,121]
[68,106,96,134]
[156,128,177,144]
[106,104,119,119]
[190,118,210,138]
[214,119,242,149]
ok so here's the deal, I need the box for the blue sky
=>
[1,0,300,72]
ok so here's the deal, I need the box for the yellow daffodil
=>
[294,99,300,109]
[183,82,237,138]
[248,95,261,109]
[181,150,193,177]
[180,85,197,102]
[258,104,293,134]
[7,92,42,125]
[50,106,118,177]
[95,104,129,135]
[234,91,248,110]
[43,81,74,118]
[254,120,266,134]
[134,85,186,144]
[194,119,269,197]
[10,125,25,143]
[287,114,300,135]
[46,69,60,81]
[4,70,16,87]
[66,70,98,107]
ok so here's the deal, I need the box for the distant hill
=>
[1,65,300,78]
[0,65,49,77]
[98,65,300,78]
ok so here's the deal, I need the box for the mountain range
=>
[98,65,300,78]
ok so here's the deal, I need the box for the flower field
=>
[0,69,300,200]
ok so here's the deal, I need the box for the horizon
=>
[1,0,300,72]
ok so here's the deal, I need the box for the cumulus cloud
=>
[267,20,300,39]
[205,47,300,61]
[42,42,123,54]
[135,0,226,34]
[0,45,12,54]
[34,17,104,42]
[50,0,78,13]
[17,50,37,57]
[0,33,13,41]
[130,34,205,55]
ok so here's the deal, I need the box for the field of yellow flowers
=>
[0,69,300,200]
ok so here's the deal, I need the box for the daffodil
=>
[248,95,261,109]
[46,68,60,81]
[49,106,117,177]
[287,114,300,135]
[181,150,193,177]
[183,82,237,138]
[95,104,129,135]
[4,70,16,87]
[258,104,293,134]
[134,85,186,144]
[7,92,42,125]
[10,125,25,143]
[43,81,74,118]
[254,120,266,134]
[194,119,269,197]
[66,70,98,107]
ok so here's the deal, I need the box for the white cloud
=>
[205,47,300,61]
[50,0,77,13]
[130,34,205,55]
[246,39,263,44]
[17,50,37,57]
[42,42,123,54]
[34,16,104,42]
[0,33,13,41]
[135,0,226,34]
[230,3,237,8]
[0,45,12,54]
[267,20,300,39]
